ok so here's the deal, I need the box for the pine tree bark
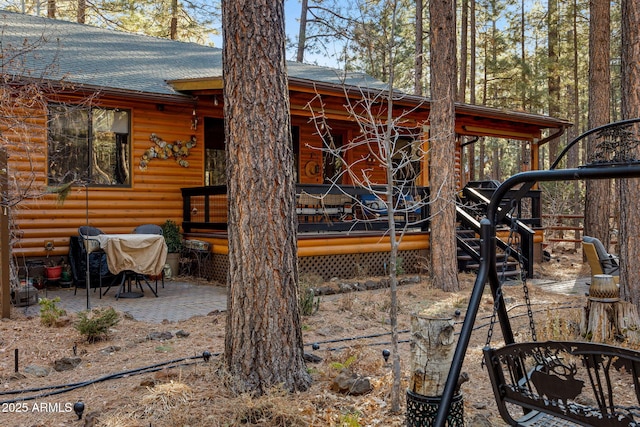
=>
[429,0,459,292]
[296,0,308,62]
[458,0,467,103]
[77,0,85,23]
[618,0,640,306]
[584,0,611,248]
[222,0,311,394]
[547,0,560,164]
[414,0,424,96]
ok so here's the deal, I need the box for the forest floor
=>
[0,244,594,426]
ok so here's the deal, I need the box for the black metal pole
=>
[85,184,90,311]
[433,218,493,426]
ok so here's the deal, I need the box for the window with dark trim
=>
[204,117,301,185]
[48,105,131,186]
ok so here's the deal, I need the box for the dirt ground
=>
[0,245,592,427]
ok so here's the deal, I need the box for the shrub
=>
[299,275,321,316]
[74,307,120,342]
[38,297,66,327]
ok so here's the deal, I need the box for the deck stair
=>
[456,181,530,281]
[456,217,521,281]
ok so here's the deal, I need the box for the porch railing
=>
[181,184,430,234]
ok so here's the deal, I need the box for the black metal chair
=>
[72,226,118,297]
[131,224,165,290]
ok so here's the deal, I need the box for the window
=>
[48,105,130,186]
[322,133,344,184]
[204,117,226,186]
[393,136,421,186]
[204,117,301,185]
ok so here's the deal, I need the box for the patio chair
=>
[131,224,165,290]
[582,235,620,284]
[72,226,118,296]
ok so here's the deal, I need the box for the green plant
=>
[38,297,66,327]
[299,274,322,316]
[339,412,362,427]
[396,256,404,275]
[74,307,120,342]
[330,355,357,371]
[161,219,182,253]
[299,287,320,316]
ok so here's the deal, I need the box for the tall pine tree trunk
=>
[547,0,560,164]
[222,0,311,394]
[618,0,640,306]
[296,0,308,62]
[77,0,85,23]
[584,0,611,249]
[458,0,467,102]
[170,0,178,40]
[429,0,459,292]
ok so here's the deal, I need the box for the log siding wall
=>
[12,96,206,258]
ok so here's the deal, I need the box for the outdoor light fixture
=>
[73,401,85,419]
[191,109,198,130]
[213,96,219,106]
[523,141,531,165]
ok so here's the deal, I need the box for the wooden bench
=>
[484,340,640,426]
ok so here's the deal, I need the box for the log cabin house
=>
[2,11,571,284]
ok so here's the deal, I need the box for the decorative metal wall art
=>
[140,134,197,170]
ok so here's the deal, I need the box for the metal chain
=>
[485,201,538,347]
[518,235,537,342]
[485,209,516,349]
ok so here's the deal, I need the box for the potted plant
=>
[44,258,63,281]
[161,220,182,277]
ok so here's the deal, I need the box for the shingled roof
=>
[1,10,386,97]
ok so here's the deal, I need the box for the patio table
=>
[95,234,167,299]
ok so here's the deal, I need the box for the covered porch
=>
[179,181,544,283]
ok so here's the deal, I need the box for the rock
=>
[8,372,26,380]
[147,331,173,341]
[365,280,381,290]
[315,286,336,296]
[400,275,421,285]
[175,330,190,338]
[100,345,122,355]
[338,283,354,292]
[330,368,373,396]
[54,316,72,327]
[468,413,492,426]
[53,357,82,372]
[24,365,50,377]
[353,282,367,291]
[303,353,323,364]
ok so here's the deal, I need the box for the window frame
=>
[47,104,132,188]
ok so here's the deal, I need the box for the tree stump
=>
[580,274,640,344]
[409,311,456,396]
[407,309,464,427]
